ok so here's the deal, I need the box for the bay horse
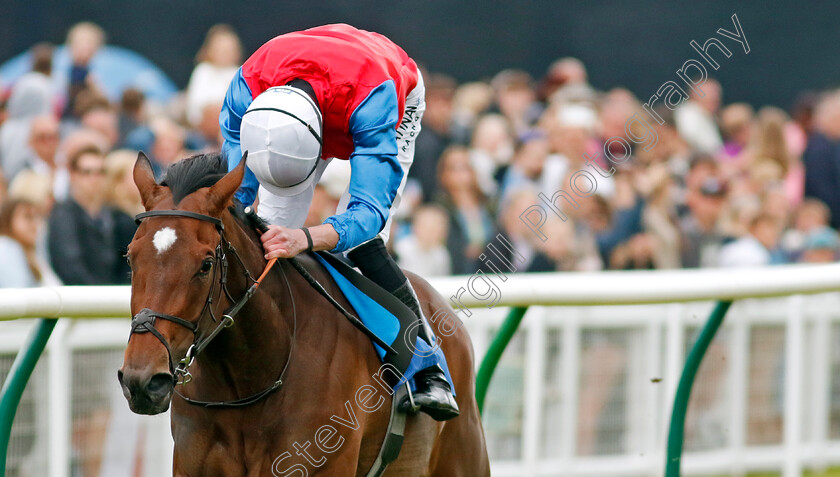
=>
[117,152,489,476]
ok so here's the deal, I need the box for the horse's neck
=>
[191,221,292,400]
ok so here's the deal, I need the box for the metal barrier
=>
[3,263,840,476]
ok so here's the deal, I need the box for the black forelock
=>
[160,152,228,204]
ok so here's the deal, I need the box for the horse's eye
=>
[199,258,214,275]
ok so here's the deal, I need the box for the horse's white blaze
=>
[153,227,177,254]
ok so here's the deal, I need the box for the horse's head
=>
[118,152,245,415]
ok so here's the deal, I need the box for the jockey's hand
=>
[260,225,308,259]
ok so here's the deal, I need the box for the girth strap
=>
[364,385,409,477]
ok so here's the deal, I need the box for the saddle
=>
[310,252,454,388]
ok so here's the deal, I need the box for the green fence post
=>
[665,300,732,477]
[0,318,57,477]
[475,306,528,414]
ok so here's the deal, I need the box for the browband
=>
[135,210,224,230]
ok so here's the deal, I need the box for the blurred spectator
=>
[0,199,55,287]
[593,89,639,199]
[186,24,242,127]
[0,44,55,181]
[436,146,496,274]
[118,89,146,141]
[786,91,819,161]
[7,169,59,285]
[0,169,7,204]
[539,57,592,103]
[576,179,643,267]
[680,159,729,267]
[0,95,7,127]
[498,188,542,270]
[11,43,54,114]
[59,127,109,170]
[125,116,188,177]
[499,130,549,202]
[20,115,68,203]
[799,226,840,263]
[450,81,493,144]
[8,169,54,213]
[760,184,793,233]
[718,213,784,267]
[491,69,541,135]
[469,114,514,196]
[780,198,832,260]
[740,107,803,206]
[791,91,819,139]
[719,102,754,161]
[150,117,187,171]
[542,103,605,195]
[47,147,135,285]
[528,217,601,272]
[639,165,682,268]
[644,105,692,184]
[803,90,840,229]
[78,94,119,150]
[195,102,223,150]
[610,232,658,270]
[598,89,639,143]
[675,78,724,154]
[411,73,456,202]
[395,205,452,277]
[105,149,144,216]
[63,22,105,120]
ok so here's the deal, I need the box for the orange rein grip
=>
[254,258,278,288]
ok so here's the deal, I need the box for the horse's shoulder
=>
[289,253,331,280]
[284,253,347,303]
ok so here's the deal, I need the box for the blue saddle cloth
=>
[312,254,455,393]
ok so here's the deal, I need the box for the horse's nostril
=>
[117,369,125,384]
[147,373,174,396]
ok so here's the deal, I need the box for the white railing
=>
[3,263,840,477]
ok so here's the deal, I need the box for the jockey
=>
[220,24,459,421]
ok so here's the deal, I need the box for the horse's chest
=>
[172,421,278,477]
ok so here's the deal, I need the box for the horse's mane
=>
[161,152,228,204]
[159,152,269,233]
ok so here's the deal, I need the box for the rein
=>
[130,209,292,408]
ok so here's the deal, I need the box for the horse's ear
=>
[208,152,247,213]
[134,152,163,210]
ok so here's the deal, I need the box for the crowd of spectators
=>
[0,22,240,288]
[1,22,839,289]
[394,59,840,277]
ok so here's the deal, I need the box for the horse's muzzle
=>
[117,368,174,415]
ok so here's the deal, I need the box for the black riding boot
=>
[348,238,460,421]
[391,280,460,421]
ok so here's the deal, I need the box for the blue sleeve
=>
[220,68,260,206]
[323,80,403,252]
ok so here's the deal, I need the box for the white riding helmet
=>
[240,86,323,196]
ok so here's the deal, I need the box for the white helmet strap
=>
[243,107,322,145]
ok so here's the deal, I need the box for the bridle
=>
[129,209,294,408]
